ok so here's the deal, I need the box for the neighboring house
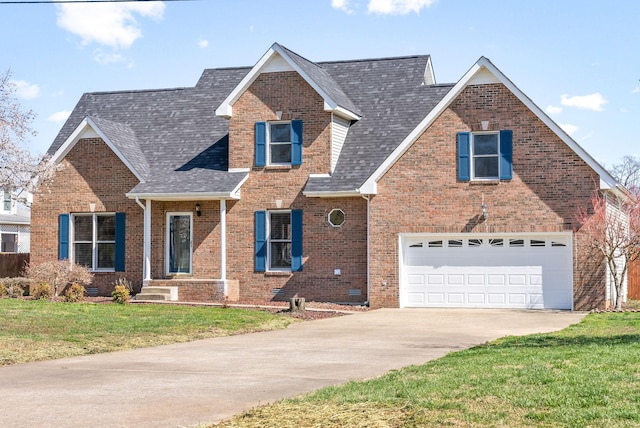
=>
[0,190,30,253]
[31,43,629,309]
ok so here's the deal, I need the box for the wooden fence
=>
[0,253,29,278]
[629,257,640,300]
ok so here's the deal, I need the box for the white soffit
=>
[359,56,619,194]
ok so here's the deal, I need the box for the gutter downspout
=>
[362,194,370,306]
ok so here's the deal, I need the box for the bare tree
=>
[610,155,640,193]
[577,190,640,310]
[0,70,56,199]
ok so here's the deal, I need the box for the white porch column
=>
[143,198,152,283]
[220,199,227,281]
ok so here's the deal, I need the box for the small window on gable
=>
[472,133,499,179]
[457,130,512,181]
[428,240,443,248]
[468,238,483,247]
[448,239,463,248]
[255,120,302,167]
[509,239,525,247]
[2,190,12,212]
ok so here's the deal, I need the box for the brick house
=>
[31,43,628,309]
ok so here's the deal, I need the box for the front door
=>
[166,212,193,275]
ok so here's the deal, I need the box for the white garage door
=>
[401,234,573,309]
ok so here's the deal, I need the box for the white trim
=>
[423,56,436,85]
[215,43,360,120]
[50,117,146,182]
[70,212,117,273]
[143,199,151,283]
[266,210,293,272]
[165,212,193,276]
[126,189,244,201]
[220,199,227,281]
[360,56,620,194]
[303,189,361,198]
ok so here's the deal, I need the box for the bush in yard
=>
[114,277,135,294]
[24,261,93,297]
[0,277,28,298]
[64,283,86,303]
[30,282,53,300]
[112,284,130,304]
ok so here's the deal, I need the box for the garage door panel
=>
[402,234,572,309]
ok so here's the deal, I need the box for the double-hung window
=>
[58,212,126,271]
[255,120,303,167]
[2,190,12,213]
[73,214,116,271]
[457,130,512,181]
[254,209,303,272]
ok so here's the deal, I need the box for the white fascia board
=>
[330,105,361,121]
[303,189,361,198]
[229,172,250,199]
[125,191,240,201]
[51,117,146,183]
[360,56,620,194]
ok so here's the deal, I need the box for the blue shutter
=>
[58,214,69,260]
[457,132,471,181]
[291,209,303,272]
[254,211,266,272]
[114,212,126,272]
[499,130,513,180]
[291,120,303,166]
[255,122,266,167]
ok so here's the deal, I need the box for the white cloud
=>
[559,123,579,136]
[332,0,355,13]
[198,39,209,49]
[368,0,437,15]
[632,86,640,94]
[9,80,41,100]
[48,110,72,123]
[93,50,128,65]
[56,0,165,50]
[546,105,562,115]
[560,92,608,112]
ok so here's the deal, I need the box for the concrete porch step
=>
[135,286,178,301]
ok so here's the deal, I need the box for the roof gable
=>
[360,56,620,194]
[50,116,148,182]
[215,43,361,121]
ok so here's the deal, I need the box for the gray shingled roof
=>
[48,47,454,196]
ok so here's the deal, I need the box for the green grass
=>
[0,299,295,365]
[215,313,640,428]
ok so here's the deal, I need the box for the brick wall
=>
[368,83,603,309]
[226,72,368,303]
[31,138,144,295]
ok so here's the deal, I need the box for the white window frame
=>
[267,210,292,271]
[267,121,292,166]
[2,190,13,214]
[165,212,193,275]
[71,213,116,272]
[471,132,500,180]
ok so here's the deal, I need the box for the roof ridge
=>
[83,87,194,96]
[318,54,430,66]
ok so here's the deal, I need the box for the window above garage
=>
[457,130,512,181]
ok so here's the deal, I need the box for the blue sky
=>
[2,0,639,169]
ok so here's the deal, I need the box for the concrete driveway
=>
[0,308,585,427]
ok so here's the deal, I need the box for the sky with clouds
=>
[1,0,639,167]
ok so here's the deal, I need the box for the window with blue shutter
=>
[115,212,126,272]
[457,132,471,181]
[254,211,266,272]
[255,122,267,167]
[58,214,70,260]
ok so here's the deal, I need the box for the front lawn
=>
[0,299,295,365]
[215,312,640,427]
